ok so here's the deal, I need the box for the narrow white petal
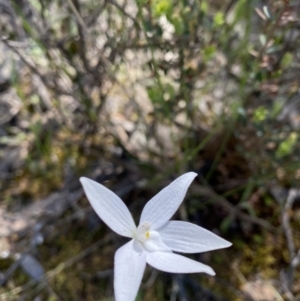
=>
[140,172,197,229]
[114,240,146,301]
[159,221,232,253]
[80,177,136,237]
[146,251,215,276]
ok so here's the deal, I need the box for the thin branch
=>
[65,0,88,32]
[282,189,297,260]
[281,188,300,293]
[191,186,277,232]
[0,234,111,300]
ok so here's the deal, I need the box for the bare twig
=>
[67,0,91,72]
[282,189,297,260]
[0,255,25,287]
[65,0,88,32]
[142,269,159,289]
[1,37,73,96]
[170,276,179,301]
[191,186,277,232]
[281,188,300,295]
[0,234,111,300]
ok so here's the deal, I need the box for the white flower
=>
[80,172,231,301]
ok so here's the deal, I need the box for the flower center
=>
[134,221,171,252]
[135,221,151,243]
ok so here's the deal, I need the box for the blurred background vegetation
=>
[0,0,300,300]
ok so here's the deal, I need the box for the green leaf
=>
[280,52,293,69]
[252,106,268,123]
[203,45,216,61]
[259,34,267,46]
[213,12,225,27]
[276,132,298,158]
[200,1,209,13]
[153,0,172,17]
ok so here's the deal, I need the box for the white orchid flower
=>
[80,172,231,301]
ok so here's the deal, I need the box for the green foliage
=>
[276,132,298,158]
[253,106,269,123]
[280,52,293,69]
[203,45,216,62]
[213,12,225,27]
[152,0,172,17]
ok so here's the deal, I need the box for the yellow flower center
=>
[135,221,151,243]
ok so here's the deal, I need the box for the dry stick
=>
[65,0,110,74]
[1,38,73,97]
[282,189,297,259]
[141,269,159,289]
[47,233,111,281]
[170,276,179,301]
[282,189,300,291]
[0,255,26,287]
[105,0,141,29]
[0,251,61,300]
[0,234,111,300]
[191,186,277,232]
[65,0,146,122]
[65,0,88,32]
[68,0,91,72]
[290,250,300,280]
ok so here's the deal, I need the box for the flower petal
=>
[159,221,232,253]
[140,172,197,229]
[80,177,136,237]
[143,231,172,252]
[146,251,215,276]
[114,240,146,301]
